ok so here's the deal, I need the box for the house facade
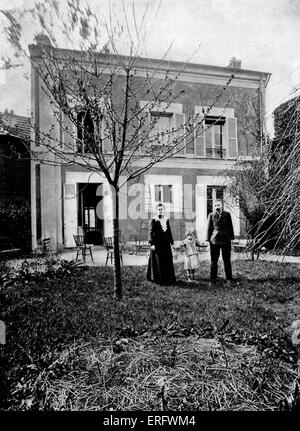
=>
[29,37,270,249]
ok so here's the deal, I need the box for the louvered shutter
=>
[194,114,205,157]
[102,116,113,154]
[185,114,194,154]
[227,117,238,159]
[222,118,228,159]
[173,113,185,155]
[138,111,151,154]
[63,113,75,150]
[205,124,213,157]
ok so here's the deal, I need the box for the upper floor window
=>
[205,116,226,159]
[194,106,238,159]
[77,109,95,154]
[150,111,173,146]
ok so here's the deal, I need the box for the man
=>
[206,200,234,285]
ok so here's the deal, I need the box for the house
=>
[0,110,31,250]
[28,36,271,250]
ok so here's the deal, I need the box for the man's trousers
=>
[209,243,232,281]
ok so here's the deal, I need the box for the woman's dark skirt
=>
[146,242,176,286]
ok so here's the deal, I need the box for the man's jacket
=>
[206,211,234,245]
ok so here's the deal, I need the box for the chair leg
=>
[82,249,85,263]
[76,249,79,262]
[89,247,93,262]
[105,253,109,266]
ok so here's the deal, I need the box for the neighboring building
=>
[28,37,271,249]
[0,110,31,249]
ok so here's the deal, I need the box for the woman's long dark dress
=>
[146,217,176,286]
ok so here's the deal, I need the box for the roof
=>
[0,112,31,141]
[28,43,271,86]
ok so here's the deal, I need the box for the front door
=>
[78,183,103,245]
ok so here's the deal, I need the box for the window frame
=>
[204,116,226,159]
[154,184,174,204]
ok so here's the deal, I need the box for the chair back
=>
[73,234,85,247]
[42,237,51,252]
[104,237,113,250]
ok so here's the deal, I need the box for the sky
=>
[1,0,300,136]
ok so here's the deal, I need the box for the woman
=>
[146,203,176,286]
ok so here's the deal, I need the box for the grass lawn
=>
[0,259,300,411]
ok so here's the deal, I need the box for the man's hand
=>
[150,245,155,251]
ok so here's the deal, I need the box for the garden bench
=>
[129,235,149,254]
[42,237,51,253]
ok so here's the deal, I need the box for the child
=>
[174,230,202,282]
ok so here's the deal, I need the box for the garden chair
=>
[73,234,94,263]
[104,237,123,265]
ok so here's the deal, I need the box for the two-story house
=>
[29,36,270,250]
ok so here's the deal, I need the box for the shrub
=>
[0,196,31,250]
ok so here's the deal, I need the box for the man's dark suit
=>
[206,210,234,281]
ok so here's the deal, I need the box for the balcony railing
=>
[206,147,226,159]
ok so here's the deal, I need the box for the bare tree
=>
[1,0,234,298]
[260,95,300,253]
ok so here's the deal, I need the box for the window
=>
[205,116,225,159]
[150,112,173,146]
[207,186,225,216]
[77,109,95,154]
[154,184,173,204]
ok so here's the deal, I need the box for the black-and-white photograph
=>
[0,0,300,419]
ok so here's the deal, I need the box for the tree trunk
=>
[112,187,123,299]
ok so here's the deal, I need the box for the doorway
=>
[78,183,103,245]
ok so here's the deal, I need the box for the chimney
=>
[10,109,14,115]
[35,34,52,47]
[228,57,242,70]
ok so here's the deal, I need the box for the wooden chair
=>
[104,237,123,265]
[73,234,94,263]
[42,237,51,253]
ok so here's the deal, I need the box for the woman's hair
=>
[156,203,165,210]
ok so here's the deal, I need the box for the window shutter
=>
[185,114,194,154]
[205,124,213,157]
[102,129,112,154]
[194,114,205,157]
[227,117,237,159]
[173,113,185,155]
[222,119,228,158]
[194,115,204,157]
[139,111,151,154]
[63,114,75,150]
